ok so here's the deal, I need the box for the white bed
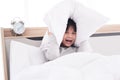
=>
[1,25,120,80]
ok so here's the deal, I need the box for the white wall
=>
[0,0,120,28]
[86,0,120,24]
[0,0,26,28]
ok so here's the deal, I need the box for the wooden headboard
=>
[3,27,48,38]
[3,24,120,38]
[96,24,120,33]
[1,24,120,80]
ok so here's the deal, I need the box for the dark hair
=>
[66,18,77,32]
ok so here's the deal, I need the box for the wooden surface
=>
[1,28,8,80]
[4,27,48,38]
[3,25,120,38]
[96,24,120,33]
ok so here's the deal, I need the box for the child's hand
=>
[47,32,58,43]
[47,32,58,44]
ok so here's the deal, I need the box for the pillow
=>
[44,0,109,46]
[10,40,46,80]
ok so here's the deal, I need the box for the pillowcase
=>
[10,40,46,80]
[44,0,109,46]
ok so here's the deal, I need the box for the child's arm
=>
[77,40,93,52]
[41,32,60,61]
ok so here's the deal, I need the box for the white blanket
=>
[13,52,120,80]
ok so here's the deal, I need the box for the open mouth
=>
[65,39,73,43]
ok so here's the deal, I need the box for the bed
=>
[1,24,120,80]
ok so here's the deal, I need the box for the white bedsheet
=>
[13,52,120,80]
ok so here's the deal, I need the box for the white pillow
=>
[10,40,46,80]
[44,0,109,46]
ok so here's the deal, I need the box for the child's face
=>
[62,26,76,47]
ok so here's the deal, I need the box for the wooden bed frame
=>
[1,24,120,80]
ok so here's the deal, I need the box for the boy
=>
[41,18,92,61]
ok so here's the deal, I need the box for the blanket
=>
[13,52,120,80]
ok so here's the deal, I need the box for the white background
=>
[0,0,120,28]
[0,0,120,80]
